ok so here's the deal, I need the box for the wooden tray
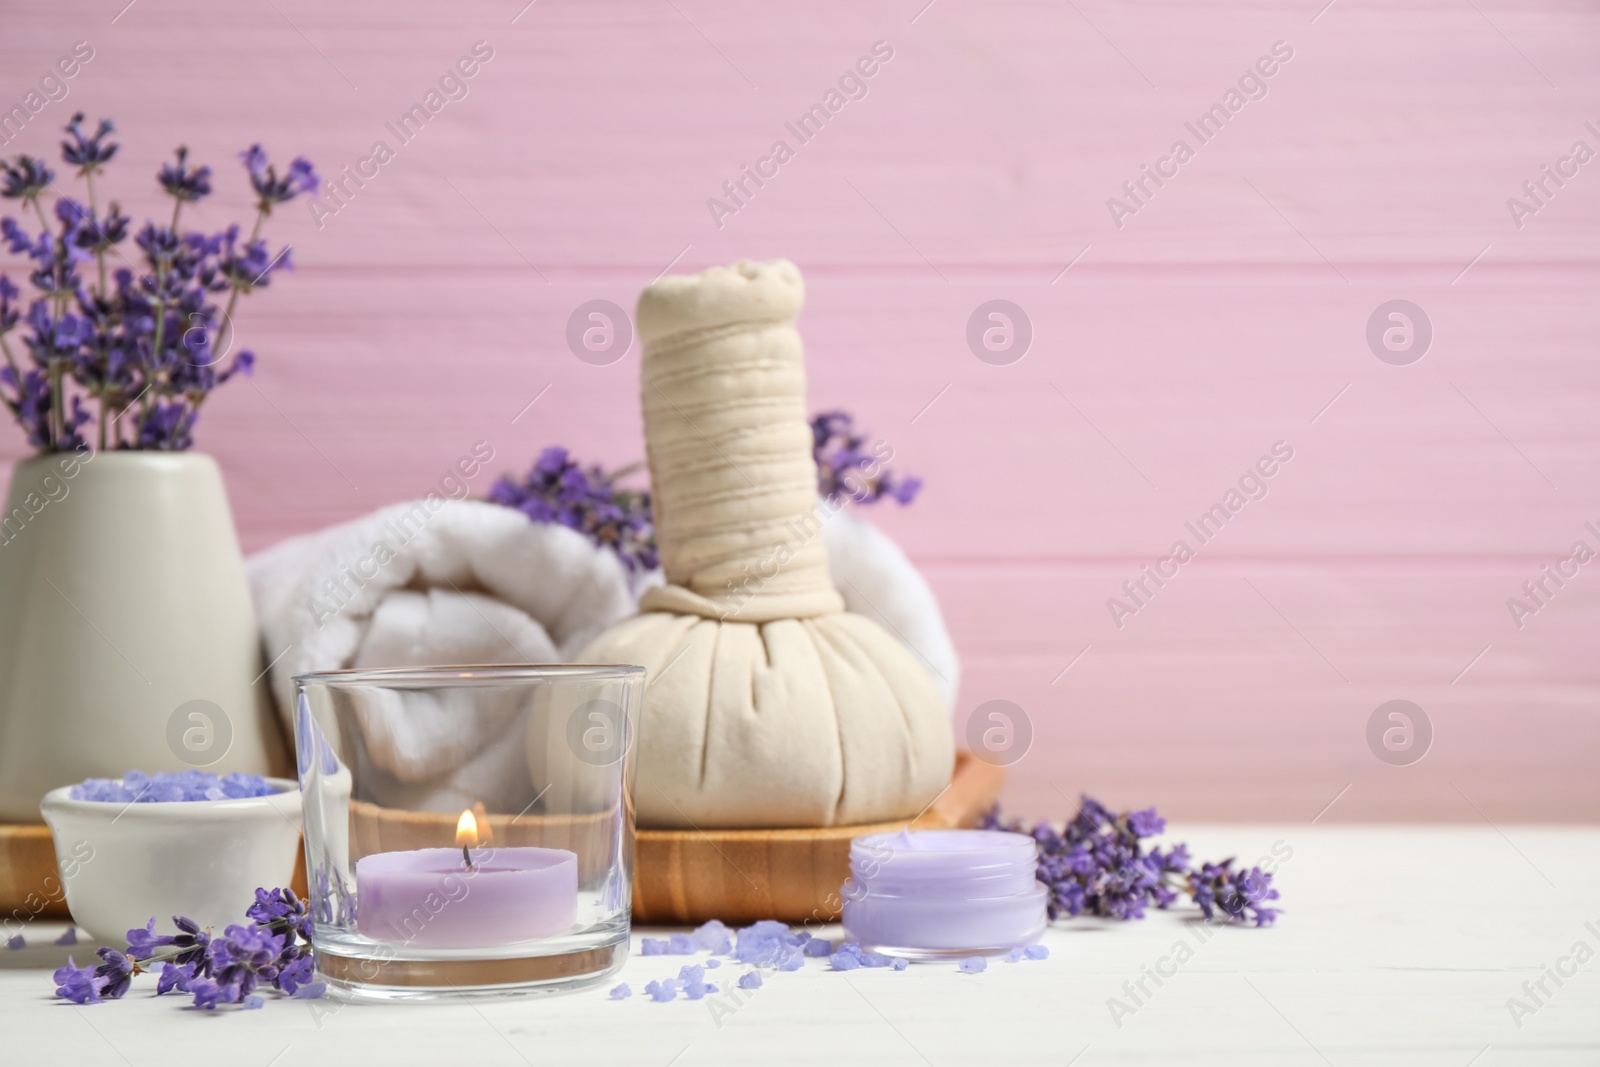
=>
[0,752,1000,928]
[632,752,1002,923]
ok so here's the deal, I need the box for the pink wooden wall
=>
[3,0,1597,822]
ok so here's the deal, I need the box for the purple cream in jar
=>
[841,828,1048,960]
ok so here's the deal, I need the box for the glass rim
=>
[294,663,645,688]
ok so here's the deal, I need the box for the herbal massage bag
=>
[576,260,954,828]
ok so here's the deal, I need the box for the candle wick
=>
[463,844,474,871]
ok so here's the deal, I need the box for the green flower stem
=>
[214,204,269,360]
[0,334,19,383]
[48,362,64,450]
[0,336,20,417]
[85,168,107,298]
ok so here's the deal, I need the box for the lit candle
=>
[354,807,579,948]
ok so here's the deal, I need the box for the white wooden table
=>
[2,826,1595,1066]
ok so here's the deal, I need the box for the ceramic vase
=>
[0,451,284,820]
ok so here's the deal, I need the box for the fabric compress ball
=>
[576,260,954,828]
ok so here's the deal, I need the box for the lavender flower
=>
[157,147,212,203]
[1188,860,1281,927]
[51,886,321,1010]
[240,145,318,210]
[1,156,54,203]
[125,918,174,960]
[94,947,136,999]
[492,411,920,569]
[52,957,102,1004]
[811,410,921,506]
[488,447,657,572]
[0,116,311,453]
[982,795,1281,926]
[61,115,118,173]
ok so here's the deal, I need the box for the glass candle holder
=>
[293,664,642,999]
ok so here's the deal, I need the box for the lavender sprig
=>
[491,410,920,569]
[0,115,314,453]
[54,886,324,1008]
[811,410,921,505]
[982,796,1281,927]
[488,447,658,573]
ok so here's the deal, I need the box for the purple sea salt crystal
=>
[639,937,668,955]
[55,929,77,946]
[890,957,909,971]
[290,982,326,1000]
[957,957,987,974]
[738,971,762,990]
[668,933,697,954]
[1004,948,1026,963]
[4,934,22,949]
[704,959,720,969]
[803,938,833,957]
[681,980,715,1000]
[731,920,806,966]
[644,979,677,1002]
[828,951,861,971]
[692,919,732,950]
[609,983,632,1000]
[1024,945,1049,960]
[242,994,265,1009]
[677,964,705,985]
[69,770,274,804]
[859,951,892,968]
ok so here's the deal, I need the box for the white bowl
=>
[39,778,303,947]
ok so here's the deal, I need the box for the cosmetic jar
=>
[841,829,1047,960]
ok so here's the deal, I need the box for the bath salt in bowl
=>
[40,772,302,947]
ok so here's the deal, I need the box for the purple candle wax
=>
[841,829,1046,959]
[355,846,578,948]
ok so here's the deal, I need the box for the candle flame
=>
[455,809,479,848]
[472,801,493,844]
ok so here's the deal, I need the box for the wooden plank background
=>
[1,0,1595,822]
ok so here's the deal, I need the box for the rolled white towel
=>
[823,510,960,715]
[246,499,636,811]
